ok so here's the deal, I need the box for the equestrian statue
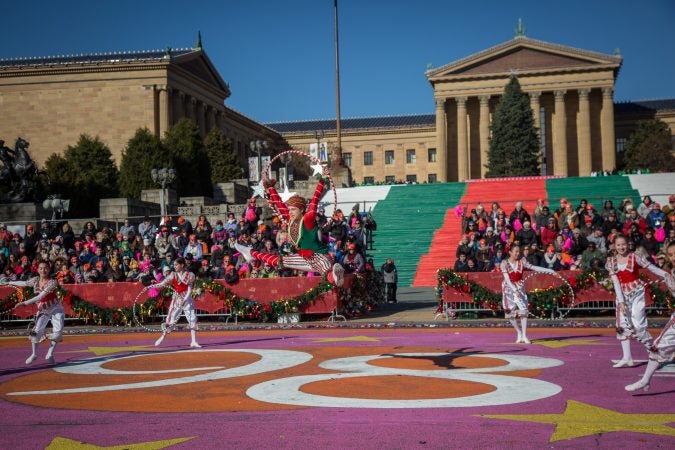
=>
[0,137,44,203]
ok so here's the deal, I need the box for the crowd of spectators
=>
[453,195,675,273]
[0,203,378,286]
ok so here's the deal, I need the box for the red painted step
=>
[412,177,549,287]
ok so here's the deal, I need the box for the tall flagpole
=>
[333,0,343,167]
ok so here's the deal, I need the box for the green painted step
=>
[368,183,466,286]
[546,176,641,211]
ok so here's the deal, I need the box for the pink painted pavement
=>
[0,327,673,449]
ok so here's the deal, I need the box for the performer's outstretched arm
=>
[304,178,326,229]
[266,181,289,221]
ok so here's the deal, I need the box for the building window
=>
[385,175,395,184]
[428,148,437,163]
[385,150,395,165]
[406,174,417,183]
[364,151,373,166]
[406,149,416,164]
[616,138,627,153]
[343,152,352,166]
[363,176,374,185]
[428,173,437,183]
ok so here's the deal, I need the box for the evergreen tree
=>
[486,75,540,177]
[162,119,211,196]
[119,128,169,198]
[204,127,242,183]
[622,119,675,172]
[44,135,119,217]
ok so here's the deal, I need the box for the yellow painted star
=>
[46,436,193,449]
[313,335,380,343]
[531,339,607,349]
[480,400,675,442]
[62,345,155,356]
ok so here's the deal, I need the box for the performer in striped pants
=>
[236,174,344,287]
[625,241,675,392]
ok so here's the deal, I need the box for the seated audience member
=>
[586,226,608,254]
[475,239,493,271]
[580,242,604,270]
[453,253,468,272]
[465,257,479,272]
[639,228,660,258]
[540,245,563,271]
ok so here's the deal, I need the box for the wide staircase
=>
[412,177,548,287]
[545,176,641,210]
[369,183,466,287]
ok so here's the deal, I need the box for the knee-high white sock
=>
[30,342,39,357]
[510,318,522,339]
[619,339,633,361]
[640,359,660,384]
[190,329,199,345]
[520,317,529,339]
[45,341,57,359]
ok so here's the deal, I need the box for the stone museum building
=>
[1,32,673,185]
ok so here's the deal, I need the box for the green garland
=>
[192,277,336,322]
[435,268,673,319]
[0,278,340,326]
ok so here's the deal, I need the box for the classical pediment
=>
[172,50,230,97]
[427,37,622,81]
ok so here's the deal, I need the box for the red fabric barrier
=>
[442,269,661,305]
[2,276,352,319]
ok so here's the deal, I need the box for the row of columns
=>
[150,85,223,138]
[435,87,616,182]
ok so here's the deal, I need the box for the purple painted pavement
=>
[0,327,673,449]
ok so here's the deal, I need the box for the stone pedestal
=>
[330,165,352,188]
[0,202,48,225]
[140,189,178,214]
[99,198,161,221]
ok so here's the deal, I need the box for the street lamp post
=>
[42,195,70,221]
[151,168,176,218]
[249,140,269,181]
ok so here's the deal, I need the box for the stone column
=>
[175,91,185,121]
[576,89,592,176]
[435,98,448,182]
[158,85,169,136]
[199,103,207,135]
[601,87,617,171]
[529,91,541,132]
[552,90,568,176]
[479,95,490,178]
[456,96,468,181]
[190,97,198,123]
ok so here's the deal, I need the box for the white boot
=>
[625,360,660,392]
[190,329,201,348]
[234,243,252,263]
[613,339,634,367]
[45,341,57,364]
[25,342,39,365]
[510,319,522,343]
[154,333,166,347]
[520,317,531,344]
[331,263,345,287]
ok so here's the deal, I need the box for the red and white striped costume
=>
[649,269,675,363]
[152,270,197,331]
[500,258,554,319]
[606,252,668,346]
[10,277,64,343]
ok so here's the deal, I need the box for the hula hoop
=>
[519,271,576,319]
[0,283,26,316]
[132,285,184,333]
[260,149,338,223]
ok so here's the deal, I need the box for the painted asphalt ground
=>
[0,325,673,449]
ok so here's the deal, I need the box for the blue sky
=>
[3,0,674,123]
